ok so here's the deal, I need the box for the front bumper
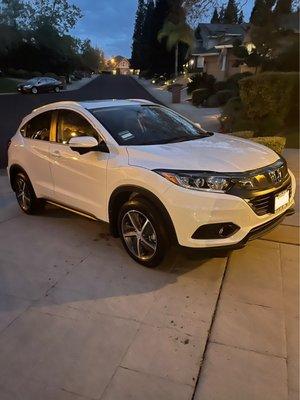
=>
[161,170,296,248]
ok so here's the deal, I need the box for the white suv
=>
[8,100,296,267]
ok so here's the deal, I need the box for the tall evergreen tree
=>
[150,0,173,74]
[250,0,271,26]
[238,10,244,23]
[223,0,239,23]
[140,0,155,71]
[210,7,220,23]
[219,5,225,22]
[131,0,146,69]
[274,0,292,14]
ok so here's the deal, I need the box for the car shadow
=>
[0,204,229,317]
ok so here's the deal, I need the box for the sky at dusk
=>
[71,0,255,59]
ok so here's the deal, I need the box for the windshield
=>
[26,78,41,84]
[90,105,211,146]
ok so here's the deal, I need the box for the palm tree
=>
[158,20,193,77]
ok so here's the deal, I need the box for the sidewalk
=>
[64,74,98,92]
[133,77,221,132]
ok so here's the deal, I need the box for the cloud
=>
[71,0,137,57]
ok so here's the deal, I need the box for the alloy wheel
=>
[121,210,157,261]
[31,87,38,94]
[15,177,31,211]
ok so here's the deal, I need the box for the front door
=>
[49,109,109,220]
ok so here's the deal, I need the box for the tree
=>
[157,0,193,76]
[238,10,244,23]
[0,0,25,27]
[274,0,292,14]
[219,5,225,22]
[250,0,272,26]
[210,7,220,23]
[158,21,193,76]
[23,0,83,34]
[223,0,239,23]
[131,0,146,69]
[140,0,155,71]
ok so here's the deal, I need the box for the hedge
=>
[239,72,299,128]
[187,73,215,94]
[230,131,255,139]
[192,88,211,106]
[249,136,286,154]
[216,89,235,106]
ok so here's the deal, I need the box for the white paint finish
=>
[7,99,296,250]
[127,132,280,172]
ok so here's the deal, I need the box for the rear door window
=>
[23,111,52,141]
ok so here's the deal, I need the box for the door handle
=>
[51,150,62,158]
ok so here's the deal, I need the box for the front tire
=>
[13,172,44,214]
[118,198,169,267]
[31,86,38,94]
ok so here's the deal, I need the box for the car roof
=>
[32,99,155,114]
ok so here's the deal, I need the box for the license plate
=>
[274,190,289,211]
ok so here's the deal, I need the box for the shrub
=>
[187,73,215,94]
[216,89,235,105]
[214,80,228,91]
[230,131,255,139]
[205,94,220,107]
[220,96,244,131]
[192,88,211,106]
[32,71,42,77]
[239,72,299,128]
[249,136,286,154]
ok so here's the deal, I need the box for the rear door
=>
[20,110,54,198]
[49,109,109,220]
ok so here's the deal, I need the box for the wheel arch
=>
[9,164,29,191]
[108,185,178,244]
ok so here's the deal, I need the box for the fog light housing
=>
[192,223,240,239]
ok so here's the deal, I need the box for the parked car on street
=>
[7,100,296,267]
[17,77,64,94]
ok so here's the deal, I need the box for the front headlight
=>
[155,170,231,193]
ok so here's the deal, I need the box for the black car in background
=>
[17,77,64,94]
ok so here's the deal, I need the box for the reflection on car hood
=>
[126,133,280,172]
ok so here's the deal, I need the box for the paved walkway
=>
[134,77,221,132]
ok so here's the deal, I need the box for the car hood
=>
[126,133,280,173]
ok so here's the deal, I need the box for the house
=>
[113,56,131,75]
[189,23,256,81]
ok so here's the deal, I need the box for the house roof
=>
[196,23,249,38]
[114,55,129,64]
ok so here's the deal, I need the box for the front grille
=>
[248,181,292,216]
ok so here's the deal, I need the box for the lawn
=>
[0,77,23,93]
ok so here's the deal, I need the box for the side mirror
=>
[69,136,99,149]
[68,136,109,154]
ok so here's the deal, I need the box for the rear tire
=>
[54,86,60,93]
[118,197,169,268]
[13,172,44,214]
